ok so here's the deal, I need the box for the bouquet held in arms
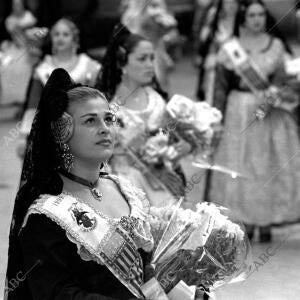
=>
[115,111,185,196]
[221,38,298,119]
[165,95,243,179]
[141,200,252,299]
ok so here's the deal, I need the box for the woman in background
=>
[18,18,100,156]
[209,0,300,242]
[97,26,191,208]
[121,0,180,92]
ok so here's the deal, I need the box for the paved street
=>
[0,52,300,299]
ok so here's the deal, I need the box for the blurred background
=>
[1,0,300,53]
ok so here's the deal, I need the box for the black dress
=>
[20,214,138,300]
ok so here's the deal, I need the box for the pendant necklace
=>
[60,169,102,201]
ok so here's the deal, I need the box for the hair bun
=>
[39,68,75,121]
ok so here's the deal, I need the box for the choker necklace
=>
[60,169,102,201]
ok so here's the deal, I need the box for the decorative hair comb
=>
[51,112,74,144]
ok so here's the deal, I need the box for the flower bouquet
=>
[165,94,222,156]
[115,111,185,196]
[116,111,178,168]
[165,95,245,179]
[141,200,252,299]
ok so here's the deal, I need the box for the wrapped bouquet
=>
[141,201,251,299]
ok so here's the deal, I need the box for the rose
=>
[140,132,169,164]
[194,102,222,132]
[166,95,195,123]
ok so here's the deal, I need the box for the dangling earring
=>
[61,143,74,172]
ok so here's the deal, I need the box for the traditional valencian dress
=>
[20,53,100,135]
[19,174,154,299]
[209,37,300,225]
[110,87,186,208]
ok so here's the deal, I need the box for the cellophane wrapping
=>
[147,201,252,294]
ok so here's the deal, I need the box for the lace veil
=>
[4,68,78,299]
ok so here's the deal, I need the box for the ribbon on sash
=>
[23,193,145,298]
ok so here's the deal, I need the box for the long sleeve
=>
[20,214,136,300]
[212,63,234,120]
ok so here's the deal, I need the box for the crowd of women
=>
[3,0,300,299]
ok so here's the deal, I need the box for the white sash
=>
[23,193,145,298]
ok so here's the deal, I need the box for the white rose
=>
[167,94,195,122]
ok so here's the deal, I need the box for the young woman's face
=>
[67,97,117,166]
[51,21,76,53]
[244,3,266,33]
[123,40,155,86]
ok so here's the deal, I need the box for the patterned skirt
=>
[209,90,300,225]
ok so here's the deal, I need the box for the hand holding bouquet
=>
[254,86,282,120]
